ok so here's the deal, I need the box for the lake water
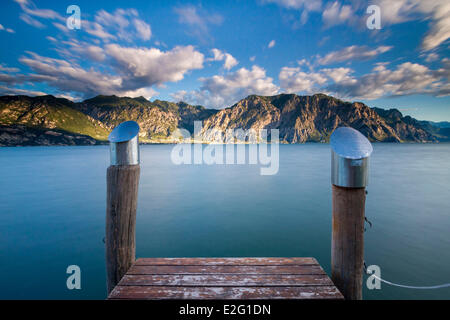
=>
[1,144,449,300]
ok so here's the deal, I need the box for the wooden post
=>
[330,127,372,300]
[106,165,140,294]
[105,121,141,295]
[331,185,365,300]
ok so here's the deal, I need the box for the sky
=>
[0,0,449,121]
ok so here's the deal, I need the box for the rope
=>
[363,191,450,290]
[364,265,450,290]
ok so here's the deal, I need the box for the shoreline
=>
[1,140,447,148]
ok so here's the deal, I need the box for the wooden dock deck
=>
[108,257,344,300]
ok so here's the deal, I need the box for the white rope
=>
[368,273,450,290]
[363,212,450,290]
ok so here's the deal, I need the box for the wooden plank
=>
[118,274,334,287]
[108,257,343,300]
[127,265,325,275]
[109,285,343,300]
[135,257,317,266]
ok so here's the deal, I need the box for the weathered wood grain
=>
[118,274,334,287]
[109,285,343,300]
[135,257,317,266]
[127,265,325,275]
[108,257,343,300]
[331,184,365,300]
[105,164,140,294]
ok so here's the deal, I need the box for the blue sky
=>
[0,0,449,121]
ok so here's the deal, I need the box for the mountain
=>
[0,93,447,146]
[201,94,437,143]
[73,95,217,141]
[0,95,109,139]
[0,124,100,146]
[0,94,217,146]
[423,121,450,129]
[418,120,450,142]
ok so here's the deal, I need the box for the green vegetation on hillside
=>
[0,95,109,141]
[0,93,448,146]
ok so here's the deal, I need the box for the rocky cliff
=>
[201,94,437,143]
[0,93,446,146]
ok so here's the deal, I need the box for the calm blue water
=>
[0,144,449,300]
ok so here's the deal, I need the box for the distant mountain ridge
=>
[201,94,437,143]
[0,93,448,146]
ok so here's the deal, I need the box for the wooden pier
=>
[108,257,343,300]
[105,123,371,300]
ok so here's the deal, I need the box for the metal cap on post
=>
[108,121,140,166]
[330,127,373,188]
[106,120,141,295]
[330,127,373,300]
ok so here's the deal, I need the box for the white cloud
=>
[321,67,354,82]
[105,44,204,86]
[3,3,207,100]
[133,19,151,40]
[0,64,20,73]
[373,0,450,51]
[15,3,152,43]
[322,1,353,28]
[95,9,135,29]
[424,52,439,62]
[208,49,238,70]
[120,87,158,100]
[83,21,116,40]
[172,66,279,108]
[268,40,276,48]
[265,0,448,51]
[0,74,19,85]
[14,0,63,20]
[13,45,203,99]
[223,56,238,70]
[20,13,45,28]
[0,23,15,33]
[421,2,450,51]
[327,62,449,99]
[372,0,427,24]
[250,56,256,62]
[278,60,450,100]
[83,46,106,62]
[60,40,106,62]
[0,85,47,97]
[262,0,321,11]
[93,9,151,42]
[279,67,328,93]
[54,93,82,101]
[263,0,448,50]
[18,52,123,97]
[316,45,393,65]
[261,0,322,24]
